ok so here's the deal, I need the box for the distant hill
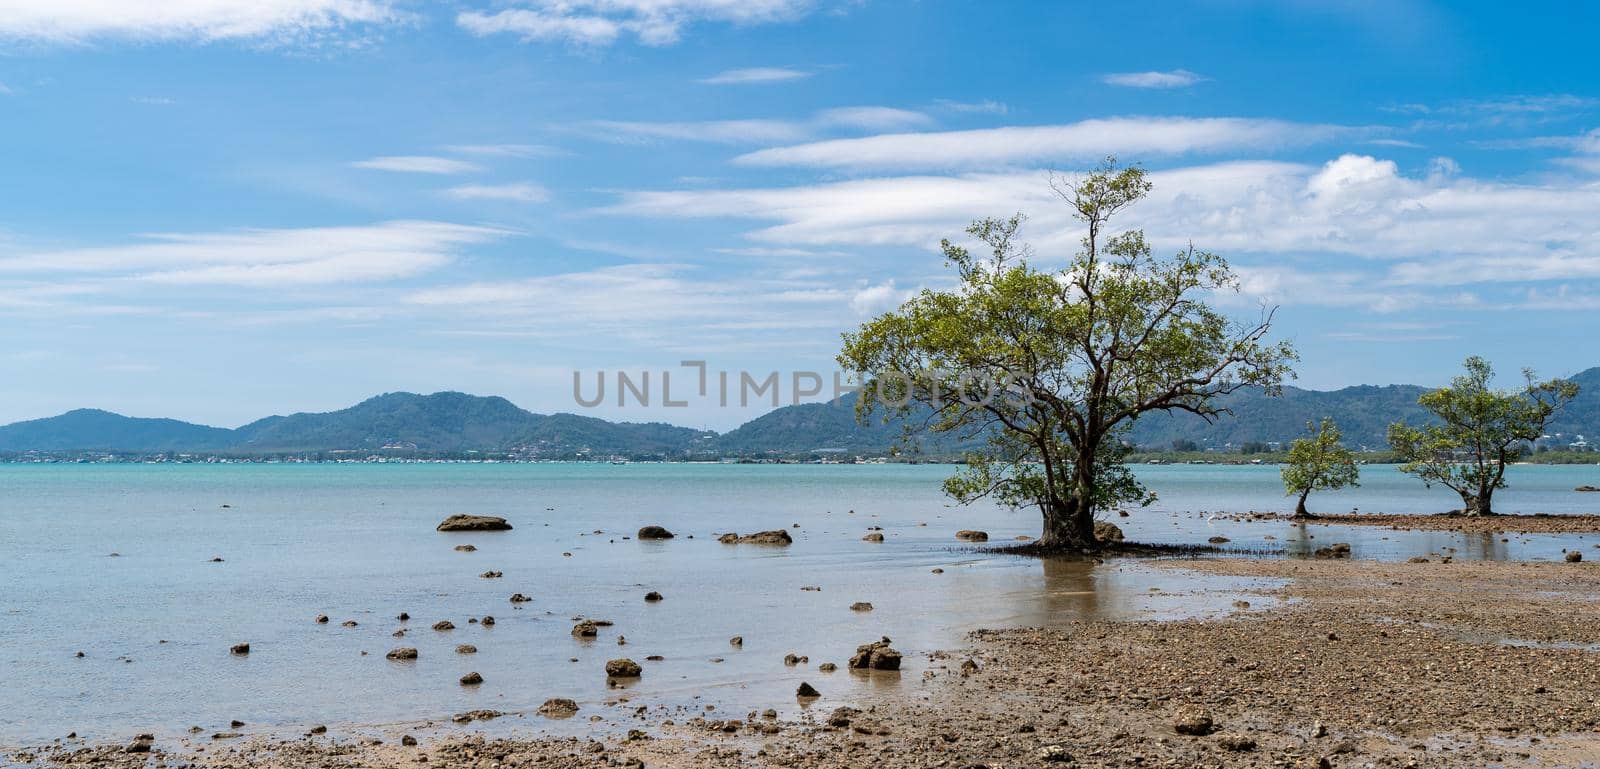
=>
[0,409,237,452]
[1,368,1596,456]
[0,393,711,457]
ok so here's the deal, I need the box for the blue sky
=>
[3,0,1600,430]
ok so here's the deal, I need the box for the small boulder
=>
[729,635,743,647]
[1314,543,1352,559]
[1576,485,1600,492]
[1173,705,1214,736]
[400,735,418,747]
[509,593,532,603]
[454,544,477,552]
[1218,734,1257,752]
[796,681,820,698]
[960,658,980,675]
[314,614,329,624]
[644,591,664,602]
[606,658,642,677]
[1208,536,1231,544]
[572,620,599,638]
[1037,745,1072,762]
[433,621,455,631]
[460,671,483,685]
[124,736,154,754]
[538,698,580,718]
[819,662,837,672]
[480,570,503,578]
[1566,550,1583,563]
[481,615,495,626]
[849,602,873,612]
[385,647,418,660]
[1094,521,1124,543]
[862,532,884,543]
[847,637,902,671]
[455,644,477,654]
[721,530,793,545]
[954,530,989,542]
[637,525,675,540]
[436,514,511,532]
[229,643,250,656]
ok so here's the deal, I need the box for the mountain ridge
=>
[1,368,1597,456]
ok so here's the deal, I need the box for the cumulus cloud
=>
[0,221,509,287]
[698,67,811,85]
[457,0,817,47]
[351,156,483,174]
[1102,69,1208,89]
[732,117,1354,171]
[0,0,396,44]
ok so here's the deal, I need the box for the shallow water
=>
[0,462,1596,745]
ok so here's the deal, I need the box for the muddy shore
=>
[1254,511,1600,534]
[13,557,1600,769]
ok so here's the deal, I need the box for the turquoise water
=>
[0,462,1596,745]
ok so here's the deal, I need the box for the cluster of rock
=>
[954,530,989,542]
[718,530,793,545]
[847,637,902,670]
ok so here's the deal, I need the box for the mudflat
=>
[15,558,1600,769]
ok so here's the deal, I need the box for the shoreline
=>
[14,557,1600,769]
[1250,511,1600,534]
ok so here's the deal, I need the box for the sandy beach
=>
[15,555,1600,769]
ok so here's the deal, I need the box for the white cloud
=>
[849,280,914,315]
[1101,69,1208,89]
[932,99,1008,115]
[814,106,935,132]
[698,67,810,85]
[732,117,1353,171]
[443,143,563,158]
[582,106,935,145]
[0,221,509,287]
[0,0,396,44]
[601,153,1600,310]
[350,155,483,174]
[444,182,551,203]
[585,119,812,145]
[458,0,817,47]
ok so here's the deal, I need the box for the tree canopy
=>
[1281,417,1359,517]
[837,159,1296,550]
[1388,356,1578,515]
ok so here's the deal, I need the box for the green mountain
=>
[1,368,1596,456]
[0,409,237,452]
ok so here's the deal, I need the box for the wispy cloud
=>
[582,106,935,145]
[602,153,1600,312]
[350,156,483,174]
[443,182,551,203]
[0,0,398,45]
[129,95,177,105]
[457,0,819,48]
[732,116,1353,171]
[1101,69,1208,89]
[443,143,564,158]
[698,67,810,85]
[0,221,509,287]
[933,99,1008,115]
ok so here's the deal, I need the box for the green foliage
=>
[837,158,1296,547]
[1387,357,1579,514]
[1281,417,1359,515]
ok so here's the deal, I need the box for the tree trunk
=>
[1292,488,1314,518]
[1036,497,1097,551]
[1461,490,1494,516]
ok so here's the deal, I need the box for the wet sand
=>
[16,557,1600,769]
